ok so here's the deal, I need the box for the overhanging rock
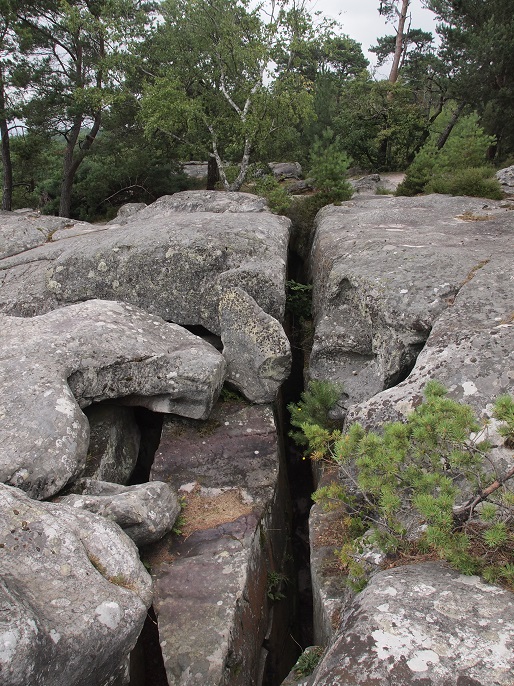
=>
[0,299,225,500]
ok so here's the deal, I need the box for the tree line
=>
[0,0,512,220]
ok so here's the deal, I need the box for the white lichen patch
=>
[0,629,19,664]
[55,396,76,419]
[94,601,122,630]
[406,649,440,672]
[462,381,478,396]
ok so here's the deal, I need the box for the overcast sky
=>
[304,0,439,77]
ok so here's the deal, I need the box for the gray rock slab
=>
[309,195,514,412]
[82,404,141,484]
[116,190,269,223]
[148,401,295,685]
[219,287,292,402]
[0,299,225,499]
[310,562,514,686]
[56,479,180,546]
[0,483,152,686]
[0,211,70,259]
[0,195,290,336]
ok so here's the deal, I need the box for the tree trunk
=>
[436,102,466,150]
[388,0,410,84]
[59,112,101,218]
[207,156,219,190]
[0,72,12,211]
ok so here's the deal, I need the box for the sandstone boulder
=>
[219,287,291,402]
[310,562,514,686]
[0,193,290,337]
[57,479,180,546]
[0,211,70,259]
[496,164,514,195]
[0,483,152,686]
[114,190,269,222]
[269,162,303,180]
[0,299,225,499]
[309,195,514,414]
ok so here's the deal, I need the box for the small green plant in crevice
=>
[266,571,289,601]
[172,495,187,535]
[285,279,312,320]
[294,646,324,677]
[304,382,514,589]
[288,379,341,449]
[493,394,514,448]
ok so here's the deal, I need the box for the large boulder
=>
[111,190,269,223]
[56,479,180,546]
[0,299,225,499]
[0,192,290,336]
[310,562,514,686]
[147,400,296,685]
[309,195,514,414]
[219,287,291,402]
[0,483,152,686]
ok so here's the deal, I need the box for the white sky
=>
[304,0,439,77]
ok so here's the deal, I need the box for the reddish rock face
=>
[148,400,296,686]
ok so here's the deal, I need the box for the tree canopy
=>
[0,0,512,218]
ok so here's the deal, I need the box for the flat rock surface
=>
[147,401,294,685]
[309,195,514,411]
[0,299,225,499]
[0,192,290,335]
[310,562,514,686]
[0,483,152,686]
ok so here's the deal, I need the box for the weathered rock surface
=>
[0,192,290,337]
[57,479,180,546]
[112,190,269,223]
[82,404,141,484]
[269,162,303,180]
[147,401,296,686]
[0,211,73,259]
[309,195,514,414]
[310,562,514,686]
[496,164,514,195]
[309,472,354,647]
[0,483,152,686]
[0,299,225,499]
[220,287,292,402]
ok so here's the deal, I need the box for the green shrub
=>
[285,280,312,320]
[425,166,503,199]
[309,129,353,204]
[253,174,292,215]
[397,110,503,200]
[308,382,514,587]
